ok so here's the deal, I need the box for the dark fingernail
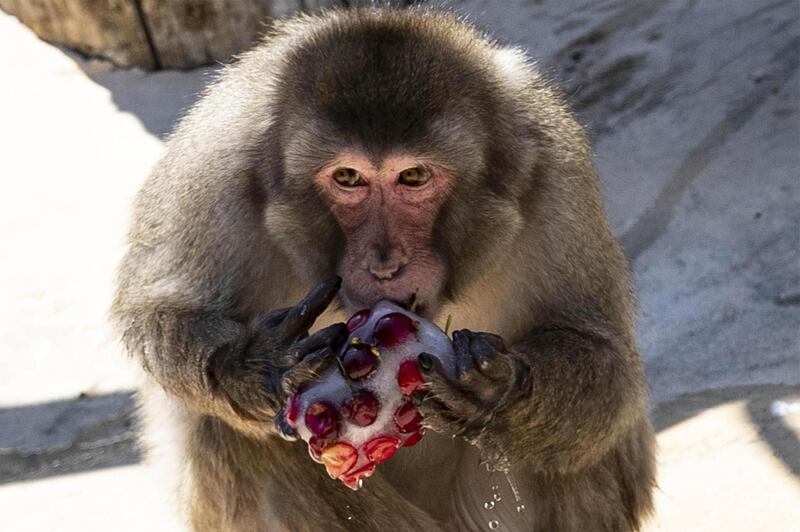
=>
[274,413,298,441]
[411,390,428,405]
[417,352,435,373]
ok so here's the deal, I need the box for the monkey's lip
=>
[342,290,433,320]
[389,298,428,319]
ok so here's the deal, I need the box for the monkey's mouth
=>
[340,284,436,320]
[390,292,428,319]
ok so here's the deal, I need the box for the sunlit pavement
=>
[1,2,798,530]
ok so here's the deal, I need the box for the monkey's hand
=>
[412,330,532,471]
[208,278,347,439]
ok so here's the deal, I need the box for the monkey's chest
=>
[378,435,532,530]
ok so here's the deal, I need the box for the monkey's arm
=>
[115,279,345,440]
[415,321,646,474]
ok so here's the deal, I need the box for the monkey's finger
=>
[412,392,467,435]
[414,389,489,438]
[280,347,335,395]
[417,353,484,421]
[292,323,347,360]
[278,277,342,340]
[470,335,512,381]
[252,307,292,329]
[246,309,292,354]
[452,330,477,381]
[477,332,508,353]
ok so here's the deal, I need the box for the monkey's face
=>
[314,152,452,318]
[264,14,533,319]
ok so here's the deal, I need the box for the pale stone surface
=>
[648,386,800,530]
[0,14,160,406]
[0,464,183,532]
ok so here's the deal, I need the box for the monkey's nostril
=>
[369,263,403,281]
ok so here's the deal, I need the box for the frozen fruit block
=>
[285,301,455,490]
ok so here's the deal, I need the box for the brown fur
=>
[112,8,656,531]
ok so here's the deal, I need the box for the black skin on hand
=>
[413,330,532,467]
[211,277,348,440]
[268,277,350,440]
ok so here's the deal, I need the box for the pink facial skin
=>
[315,153,452,318]
[288,301,455,490]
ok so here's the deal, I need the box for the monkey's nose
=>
[369,262,404,281]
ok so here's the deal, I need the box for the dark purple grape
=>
[341,343,380,380]
[346,308,371,333]
[341,390,380,427]
[305,401,340,439]
[373,313,417,347]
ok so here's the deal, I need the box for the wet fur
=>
[112,8,656,531]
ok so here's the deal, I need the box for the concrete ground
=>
[0,1,798,530]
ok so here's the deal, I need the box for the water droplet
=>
[504,471,523,505]
[484,501,495,510]
[347,516,353,521]
[516,505,526,513]
[488,520,500,529]
[492,493,502,502]
[491,485,499,491]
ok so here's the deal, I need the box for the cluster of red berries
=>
[285,309,431,489]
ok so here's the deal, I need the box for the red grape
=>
[308,436,327,462]
[286,392,301,428]
[305,401,340,439]
[346,308,371,333]
[341,462,377,490]
[341,343,380,380]
[320,442,358,479]
[394,400,423,433]
[397,359,425,395]
[363,435,401,464]
[402,429,425,447]
[373,313,417,347]
[341,390,380,427]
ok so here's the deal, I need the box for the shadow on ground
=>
[0,392,139,484]
[70,51,217,138]
[2,384,798,485]
[652,384,800,480]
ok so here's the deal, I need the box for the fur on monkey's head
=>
[251,9,541,317]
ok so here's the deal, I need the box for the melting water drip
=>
[504,471,526,513]
[484,483,500,529]
[346,505,353,522]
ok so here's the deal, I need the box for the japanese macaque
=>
[112,7,656,531]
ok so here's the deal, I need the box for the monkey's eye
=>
[398,167,431,187]
[333,167,367,187]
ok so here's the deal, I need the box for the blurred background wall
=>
[0,0,414,69]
